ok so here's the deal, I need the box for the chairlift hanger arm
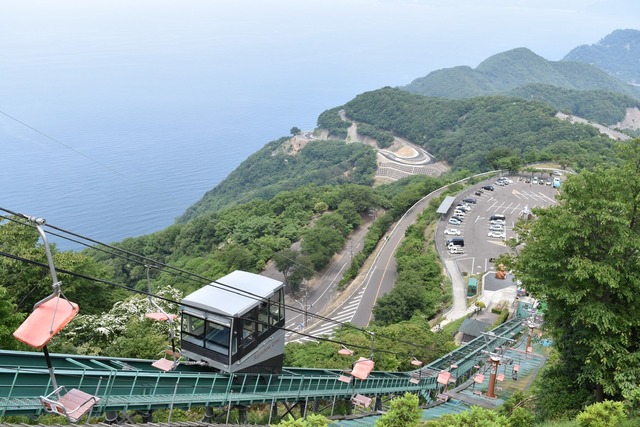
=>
[22,215,62,307]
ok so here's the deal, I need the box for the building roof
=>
[181,270,283,318]
[458,318,492,338]
[436,196,456,215]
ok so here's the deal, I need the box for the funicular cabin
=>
[180,270,285,374]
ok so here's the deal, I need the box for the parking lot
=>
[439,175,560,277]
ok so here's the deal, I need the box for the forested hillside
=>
[507,83,640,125]
[564,29,640,85]
[402,45,640,125]
[179,137,377,222]
[341,87,616,171]
[403,47,640,100]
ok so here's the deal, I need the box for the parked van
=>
[490,214,506,222]
[553,177,561,188]
[446,237,465,247]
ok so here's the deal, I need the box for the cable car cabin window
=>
[242,307,258,347]
[258,302,269,334]
[205,321,230,355]
[269,289,284,325]
[181,315,205,347]
[242,321,257,346]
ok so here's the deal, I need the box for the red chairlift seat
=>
[13,296,78,349]
[145,312,178,321]
[338,374,353,384]
[436,370,451,385]
[496,373,505,382]
[14,295,100,422]
[409,373,421,384]
[513,364,520,372]
[474,374,485,384]
[146,312,180,371]
[351,394,372,408]
[40,386,100,422]
[351,357,375,380]
[338,347,354,356]
[13,217,100,422]
[151,358,178,372]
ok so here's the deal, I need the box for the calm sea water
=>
[2,1,630,249]
[0,17,422,249]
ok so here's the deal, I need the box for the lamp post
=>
[295,282,309,328]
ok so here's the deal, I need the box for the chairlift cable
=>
[0,248,423,360]
[0,208,434,353]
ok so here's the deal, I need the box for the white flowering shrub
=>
[56,286,183,356]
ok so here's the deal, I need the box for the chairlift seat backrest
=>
[351,357,375,380]
[437,370,451,385]
[474,374,485,384]
[13,296,79,349]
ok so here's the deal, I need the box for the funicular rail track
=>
[0,318,523,419]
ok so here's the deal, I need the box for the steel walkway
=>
[0,318,523,420]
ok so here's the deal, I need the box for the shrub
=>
[576,400,627,427]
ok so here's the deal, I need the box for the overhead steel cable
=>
[0,110,130,180]
[0,208,428,353]
[0,248,420,360]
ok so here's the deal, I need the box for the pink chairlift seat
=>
[13,296,79,349]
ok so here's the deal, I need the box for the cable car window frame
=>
[269,289,284,325]
[205,320,231,356]
[181,314,205,347]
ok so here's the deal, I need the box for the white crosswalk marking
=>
[286,291,363,344]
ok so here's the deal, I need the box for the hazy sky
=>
[1,0,639,244]
[2,0,639,90]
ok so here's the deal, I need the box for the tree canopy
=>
[515,139,640,407]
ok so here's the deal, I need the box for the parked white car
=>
[449,246,464,254]
[489,224,504,231]
[444,228,461,236]
[488,231,506,238]
[453,210,466,217]
[490,219,506,225]
[449,218,462,225]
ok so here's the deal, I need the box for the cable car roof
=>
[181,270,283,317]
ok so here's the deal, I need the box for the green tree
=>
[515,139,640,405]
[0,216,123,315]
[290,127,302,136]
[273,249,314,294]
[375,393,421,427]
[0,286,25,350]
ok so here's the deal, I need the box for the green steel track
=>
[0,318,523,419]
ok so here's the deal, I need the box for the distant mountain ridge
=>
[403,47,640,101]
[563,29,640,85]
